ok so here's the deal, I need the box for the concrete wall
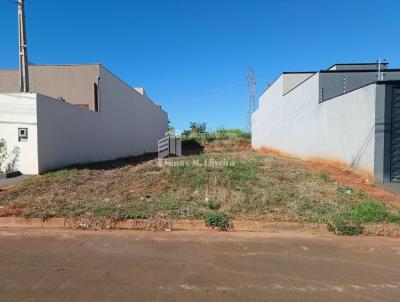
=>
[0,65,100,110]
[252,75,378,180]
[36,94,103,172]
[319,71,400,102]
[328,64,387,71]
[0,70,19,91]
[282,73,315,95]
[35,66,168,172]
[0,93,39,174]
[99,66,168,155]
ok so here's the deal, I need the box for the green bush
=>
[204,212,232,231]
[328,217,364,236]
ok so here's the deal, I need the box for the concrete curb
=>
[0,217,327,233]
[0,217,398,237]
[363,223,400,237]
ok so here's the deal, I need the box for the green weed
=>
[206,200,221,210]
[328,217,364,236]
[204,212,232,231]
[319,171,333,183]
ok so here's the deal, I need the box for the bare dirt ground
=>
[258,147,400,206]
[303,161,400,205]
[1,228,400,302]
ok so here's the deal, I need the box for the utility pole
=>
[247,67,257,132]
[18,0,29,92]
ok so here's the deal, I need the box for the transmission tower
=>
[247,67,257,132]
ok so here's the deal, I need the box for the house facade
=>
[252,63,400,184]
[0,64,168,174]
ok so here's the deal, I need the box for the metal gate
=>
[391,86,400,182]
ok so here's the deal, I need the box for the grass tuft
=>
[319,171,333,183]
[206,200,221,211]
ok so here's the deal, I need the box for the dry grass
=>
[0,139,399,234]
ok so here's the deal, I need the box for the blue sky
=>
[0,0,399,131]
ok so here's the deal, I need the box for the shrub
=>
[204,212,232,231]
[328,217,364,236]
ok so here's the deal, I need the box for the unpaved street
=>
[1,229,400,301]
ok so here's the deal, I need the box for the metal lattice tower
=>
[247,67,257,132]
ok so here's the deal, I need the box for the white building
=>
[252,63,400,184]
[0,64,168,174]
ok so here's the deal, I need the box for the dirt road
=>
[1,229,400,302]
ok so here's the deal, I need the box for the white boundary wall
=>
[36,68,168,172]
[0,93,39,174]
[0,72,168,174]
[99,67,168,156]
[252,74,377,178]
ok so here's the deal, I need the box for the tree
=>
[189,122,207,133]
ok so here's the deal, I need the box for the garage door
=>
[391,86,400,182]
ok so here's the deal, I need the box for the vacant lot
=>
[1,139,399,235]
